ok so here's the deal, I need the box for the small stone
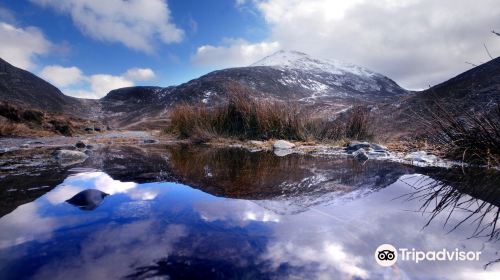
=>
[346,141,371,153]
[20,144,29,148]
[352,148,369,161]
[274,149,294,157]
[143,139,158,144]
[75,140,88,149]
[273,140,295,150]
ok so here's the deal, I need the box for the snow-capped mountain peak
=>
[250,50,377,78]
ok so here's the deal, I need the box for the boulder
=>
[352,148,369,161]
[346,141,371,153]
[273,140,295,150]
[54,150,89,166]
[66,189,109,211]
[75,140,88,149]
[274,149,294,157]
[370,143,387,152]
[143,139,158,144]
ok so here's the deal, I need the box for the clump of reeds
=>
[167,84,373,142]
[423,103,500,166]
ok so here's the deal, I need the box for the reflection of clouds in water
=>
[257,176,500,279]
[264,241,369,279]
[45,172,137,205]
[194,199,280,224]
[0,203,57,249]
[32,221,187,280]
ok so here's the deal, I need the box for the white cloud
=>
[40,65,85,87]
[88,74,134,98]
[31,0,184,53]
[43,66,156,99]
[191,39,280,68]
[0,22,51,70]
[124,67,156,81]
[236,0,500,89]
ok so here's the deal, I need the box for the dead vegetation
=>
[421,103,500,166]
[0,101,100,137]
[167,85,373,143]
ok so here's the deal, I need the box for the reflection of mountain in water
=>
[66,189,109,211]
[166,146,416,213]
[2,144,500,219]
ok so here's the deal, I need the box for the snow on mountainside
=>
[251,50,376,78]
[98,50,409,128]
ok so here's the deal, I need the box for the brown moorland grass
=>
[422,103,500,166]
[167,86,373,143]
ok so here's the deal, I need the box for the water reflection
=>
[0,145,499,279]
[66,189,109,211]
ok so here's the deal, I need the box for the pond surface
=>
[0,145,500,279]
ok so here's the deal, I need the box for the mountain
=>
[376,56,500,138]
[102,50,408,128]
[0,58,98,118]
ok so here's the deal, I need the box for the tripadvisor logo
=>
[375,244,481,267]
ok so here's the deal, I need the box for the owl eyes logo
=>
[377,249,395,261]
[375,244,398,266]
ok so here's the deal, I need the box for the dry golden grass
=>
[167,84,373,143]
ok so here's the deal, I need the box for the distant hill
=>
[377,57,500,139]
[101,50,408,128]
[0,58,98,119]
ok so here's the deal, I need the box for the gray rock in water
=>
[274,149,294,157]
[405,151,437,164]
[66,189,109,211]
[353,148,369,161]
[346,141,371,153]
[143,139,158,144]
[370,143,387,152]
[55,150,89,166]
[75,140,88,149]
[273,140,295,150]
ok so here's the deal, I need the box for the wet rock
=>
[274,149,294,157]
[54,150,89,166]
[75,140,88,149]
[66,189,109,211]
[273,140,295,150]
[346,141,371,153]
[370,143,387,152]
[405,151,438,164]
[353,148,369,161]
[143,139,158,144]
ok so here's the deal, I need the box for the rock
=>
[352,148,369,161]
[346,141,371,153]
[370,143,387,152]
[54,150,89,166]
[20,144,29,149]
[274,149,294,157]
[66,189,109,211]
[273,140,295,150]
[405,151,437,164]
[143,139,158,144]
[84,127,94,133]
[75,140,88,149]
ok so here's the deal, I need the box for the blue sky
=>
[1,0,499,98]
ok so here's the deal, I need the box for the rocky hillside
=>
[101,50,408,128]
[377,57,500,139]
[0,58,99,118]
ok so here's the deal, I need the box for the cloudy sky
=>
[1,0,499,98]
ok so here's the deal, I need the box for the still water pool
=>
[0,145,499,279]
